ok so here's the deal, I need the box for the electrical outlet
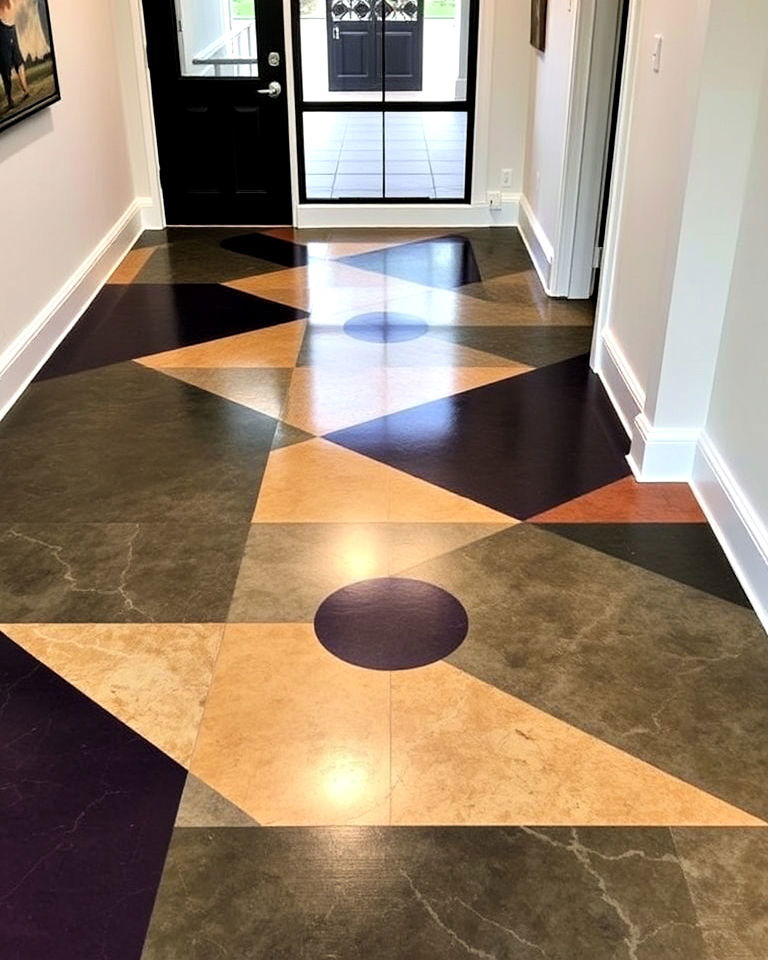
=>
[487,191,502,211]
[501,168,513,188]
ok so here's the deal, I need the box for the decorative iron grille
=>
[329,0,420,22]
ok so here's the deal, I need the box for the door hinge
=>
[593,245,603,269]
[177,17,183,33]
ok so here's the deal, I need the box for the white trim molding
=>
[693,433,768,633]
[0,200,146,422]
[126,0,165,229]
[594,328,698,482]
[626,415,699,482]
[590,0,642,370]
[518,194,554,293]
[296,195,520,229]
[593,328,644,436]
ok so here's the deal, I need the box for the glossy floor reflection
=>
[1,227,766,959]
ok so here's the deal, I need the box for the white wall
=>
[705,74,768,523]
[644,0,768,433]
[110,0,161,212]
[484,0,534,199]
[591,0,768,626]
[693,54,768,625]
[594,0,768,477]
[598,0,709,403]
[522,0,576,252]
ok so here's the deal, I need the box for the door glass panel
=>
[176,0,259,77]
[303,111,384,199]
[383,0,470,103]
[300,0,469,103]
[384,111,466,198]
[297,2,475,203]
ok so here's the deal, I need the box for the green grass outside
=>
[424,0,456,17]
[233,0,456,18]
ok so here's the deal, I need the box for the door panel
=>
[377,25,423,88]
[327,0,424,93]
[143,0,292,224]
[330,28,371,87]
[232,105,266,194]
[180,105,220,195]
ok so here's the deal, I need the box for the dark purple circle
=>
[314,578,468,670]
[343,311,428,343]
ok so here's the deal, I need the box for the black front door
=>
[327,0,424,92]
[143,0,292,225]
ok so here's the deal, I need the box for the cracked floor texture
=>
[0,227,766,960]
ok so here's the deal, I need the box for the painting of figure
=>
[0,0,59,134]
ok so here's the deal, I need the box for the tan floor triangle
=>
[253,438,517,523]
[137,320,306,369]
[188,624,763,827]
[2,623,224,767]
[391,661,764,826]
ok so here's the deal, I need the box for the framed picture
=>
[0,0,60,136]
[530,0,548,52]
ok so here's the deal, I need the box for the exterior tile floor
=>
[304,111,467,199]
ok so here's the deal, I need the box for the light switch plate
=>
[652,34,663,73]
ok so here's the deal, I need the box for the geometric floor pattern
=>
[1,226,766,958]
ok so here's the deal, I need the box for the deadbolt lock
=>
[268,51,281,67]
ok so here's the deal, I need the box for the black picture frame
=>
[530,0,548,52]
[0,0,61,136]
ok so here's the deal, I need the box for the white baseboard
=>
[295,195,520,229]
[594,329,698,481]
[593,329,643,437]
[627,414,700,481]
[0,199,145,421]
[138,195,164,231]
[693,434,768,633]
[517,195,554,294]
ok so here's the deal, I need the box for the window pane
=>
[384,111,466,199]
[384,0,471,103]
[176,0,259,77]
[304,112,384,199]
[301,0,469,103]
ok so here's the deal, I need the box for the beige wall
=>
[485,0,532,198]
[0,0,136,358]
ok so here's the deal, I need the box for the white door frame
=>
[550,0,624,298]
[589,0,641,369]
[292,0,513,228]
[126,0,513,230]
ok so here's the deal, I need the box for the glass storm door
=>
[143,0,293,224]
[295,0,478,203]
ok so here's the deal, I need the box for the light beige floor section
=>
[253,438,516,523]
[391,661,765,826]
[185,624,763,827]
[137,320,306,369]
[2,623,224,766]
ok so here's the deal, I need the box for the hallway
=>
[0,228,766,958]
